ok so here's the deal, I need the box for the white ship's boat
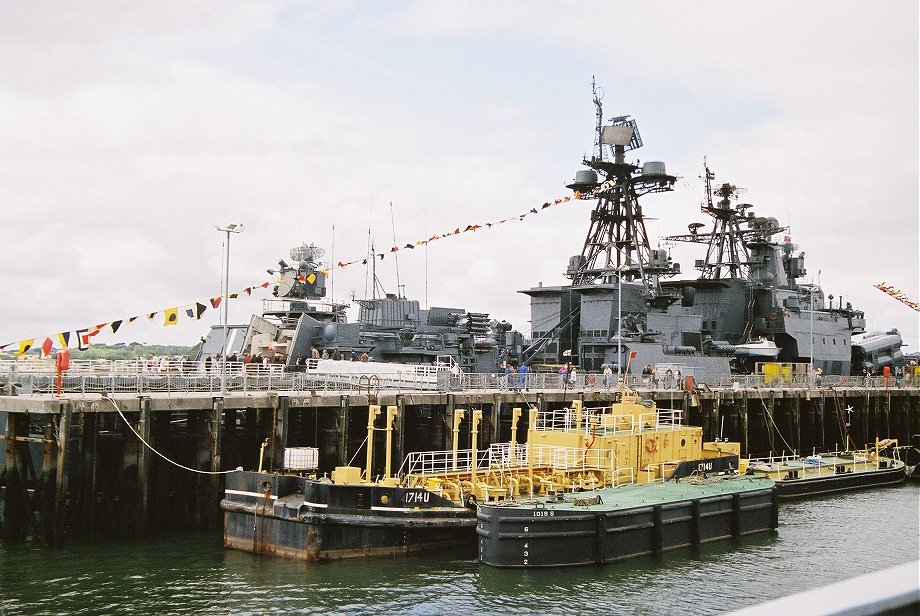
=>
[735,338,781,359]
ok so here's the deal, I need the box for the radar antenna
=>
[565,80,677,293]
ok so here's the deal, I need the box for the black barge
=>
[477,474,777,568]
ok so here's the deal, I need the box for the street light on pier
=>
[215,223,244,395]
[616,265,628,385]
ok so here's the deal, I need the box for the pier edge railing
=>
[0,359,915,395]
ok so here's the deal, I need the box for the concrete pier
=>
[1,383,918,543]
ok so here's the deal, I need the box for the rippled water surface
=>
[2,484,917,615]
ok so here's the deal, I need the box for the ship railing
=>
[612,466,636,486]
[399,443,616,478]
[400,448,494,476]
[716,373,905,390]
[532,408,683,436]
[526,444,615,472]
[2,359,913,394]
[748,444,879,474]
[533,408,583,432]
[485,442,530,468]
[2,360,452,395]
[444,371,645,392]
[261,298,336,314]
[654,408,683,427]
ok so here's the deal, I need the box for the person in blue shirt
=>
[518,362,530,391]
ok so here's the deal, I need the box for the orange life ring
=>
[769,311,778,321]
[645,437,657,453]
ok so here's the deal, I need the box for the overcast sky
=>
[1,1,917,355]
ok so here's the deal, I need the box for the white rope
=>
[347,434,368,467]
[759,396,795,454]
[104,396,242,475]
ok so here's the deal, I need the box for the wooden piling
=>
[78,411,98,537]
[270,394,289,472]
[136,397,152,537]
[3,412,30,541]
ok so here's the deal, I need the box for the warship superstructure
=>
[199,243,523,372]
[521,81,902,378]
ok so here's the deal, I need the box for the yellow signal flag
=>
[16,339,34,355]
[164,307,179,326]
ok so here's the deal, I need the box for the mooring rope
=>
[758,396,795,454]
[347,434,368,467]
[104,396,242,475]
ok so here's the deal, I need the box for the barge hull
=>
[477,482,777,568]
[222,471,477,561]
[774,462,906,499]
[224,508,474,560]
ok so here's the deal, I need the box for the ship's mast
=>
[664,163,788,281]
[566,82,678,292]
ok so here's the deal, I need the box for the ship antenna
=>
[424,206,429,309]
[330,193,335,303]
[388,185,403,297]
[592,75,605,162]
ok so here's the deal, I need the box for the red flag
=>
[629,351,637,359]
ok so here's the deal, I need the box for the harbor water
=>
[1,484,917,615]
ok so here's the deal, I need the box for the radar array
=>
[565,79,678,292]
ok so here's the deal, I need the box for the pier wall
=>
[1,385,918,543]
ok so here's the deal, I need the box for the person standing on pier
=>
[518,362,530,391]
[642,364,653,387]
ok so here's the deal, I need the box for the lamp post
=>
[215,223,244,395]
[616,265,627,384]
[809,289,814,384]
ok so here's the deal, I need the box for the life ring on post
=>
[645,437,657,453]
[769,311,778,321]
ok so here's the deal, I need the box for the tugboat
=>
[743,439,906,499]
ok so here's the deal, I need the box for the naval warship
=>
[521,81,903,379]
[198,243,523,372]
